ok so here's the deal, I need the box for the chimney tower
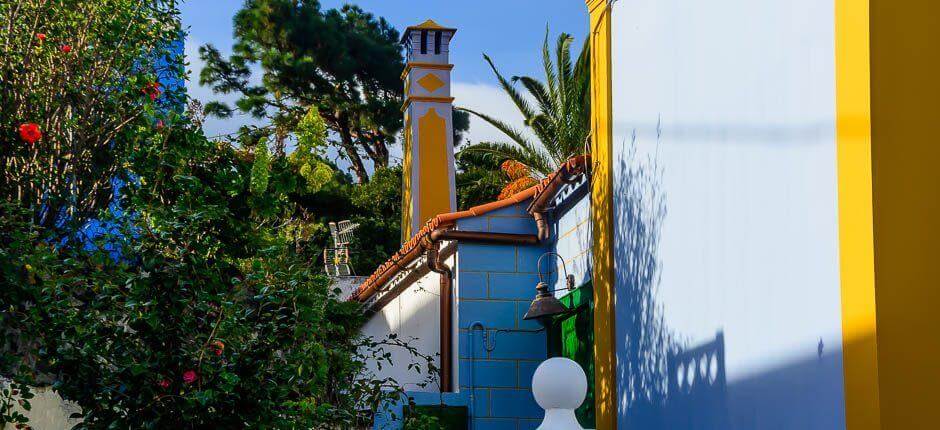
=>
[400,20,457,241]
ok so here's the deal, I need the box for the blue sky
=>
[181,0,588,164]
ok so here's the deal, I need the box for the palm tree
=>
[458,30,590,178]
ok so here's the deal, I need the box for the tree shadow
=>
[611,127,850,429]
[612,129,682,427]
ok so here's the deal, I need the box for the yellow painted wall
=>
[869,1,940,428]
[416,108,450,226]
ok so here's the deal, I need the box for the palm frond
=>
[460,142,553,177]
[482,54,536,121]
[457,107,538,153]
[460,29,591,181]
[542,27,559,104]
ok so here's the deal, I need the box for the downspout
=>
[426,242,453,393]
[423,229,538,394]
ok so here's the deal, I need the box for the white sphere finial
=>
[532,357,592,430]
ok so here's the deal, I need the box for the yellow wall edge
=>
[835,0,881,429]
[586,0,616,428]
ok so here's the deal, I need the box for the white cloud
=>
[451,81,537,148]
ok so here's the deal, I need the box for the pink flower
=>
[182,370,197,385]
[155,120,165,129]
[60,45,71,53]
[18,123,42,144]
[157,379,170,389]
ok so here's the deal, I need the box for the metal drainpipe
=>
[427,243,454,393]
[467,321,486,430]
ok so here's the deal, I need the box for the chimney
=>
[400,20,458,242]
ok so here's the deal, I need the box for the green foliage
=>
[0,117,433,428]
[347,166,403,272]
[403,414,445,430]
[0,0,185,231]
[458,29,591,177]
[1,2,438,427]
[455,149,507,209]
[290,108,334,193]
[251,138,273,196]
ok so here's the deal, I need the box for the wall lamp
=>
[523,252,576,323]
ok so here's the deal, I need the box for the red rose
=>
[182,369,197,385]
[60,45,71,53]
[18,123,41,144]
[36,33,46,42]
[157,379,170,389]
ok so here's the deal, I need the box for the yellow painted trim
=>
[586,0,616,428]
[401,96,456,112]
[417,108,451,226]
[835,0,881,429]
[417,73,446,93]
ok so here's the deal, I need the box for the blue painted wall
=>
[455,201,548,430]
[375,193,601,429]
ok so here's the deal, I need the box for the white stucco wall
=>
[360,254,455,393]
[610,1,845,429]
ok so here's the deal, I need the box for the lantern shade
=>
[523,282,569,321]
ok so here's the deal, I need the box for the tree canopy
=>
[199,0,405,183]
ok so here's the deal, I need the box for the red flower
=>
[157,379,170,389]
[60,45,71,53]
[182,370,197,385]
[210,340,225,356]
[18,123,41,144]
[155,120,165,129]
[36,33,46,42]
[142,82,162,101]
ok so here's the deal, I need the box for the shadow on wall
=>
[612,131,848,429]
[611,132,680,427]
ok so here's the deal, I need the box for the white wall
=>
[610,1,845,429]
[1,381,81,429]
[360,256,454,393]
